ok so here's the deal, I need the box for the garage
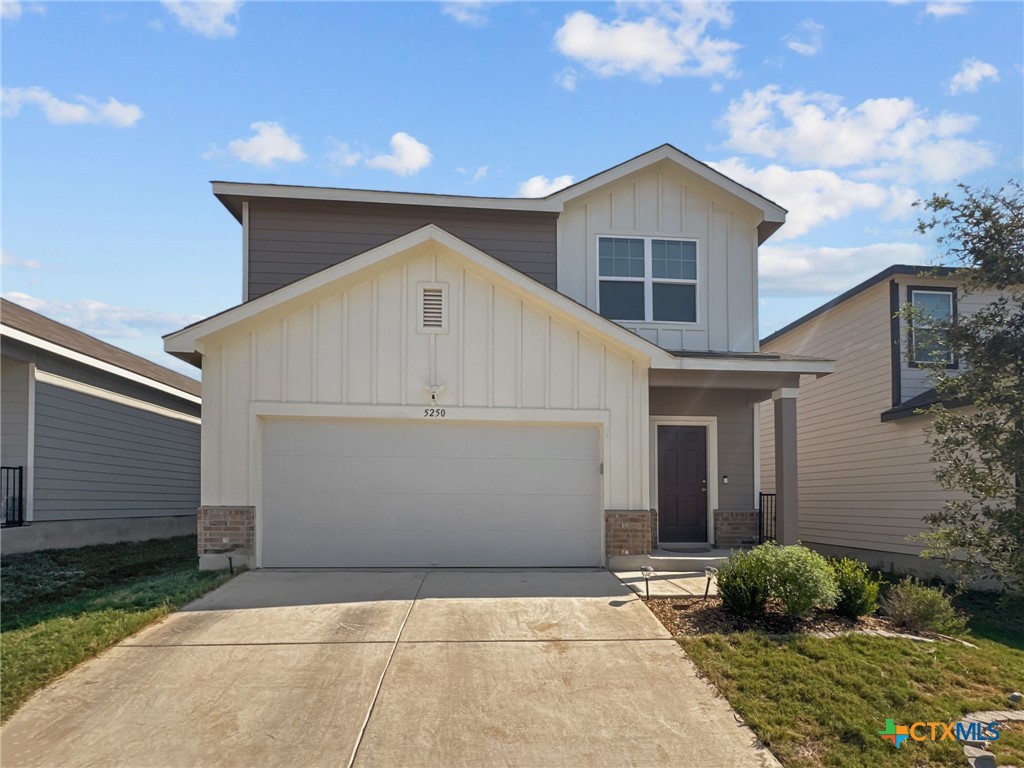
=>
[261,419,602,567]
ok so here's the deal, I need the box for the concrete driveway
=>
[1,569,777,768]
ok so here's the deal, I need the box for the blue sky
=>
[2,0,1021,377]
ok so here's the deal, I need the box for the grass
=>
[677,594,1024,768]
[1,535,235,722]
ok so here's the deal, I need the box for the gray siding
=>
[33,382,199,522]
[1,357,30,469]
[247,199,558,299]
[650,388,755,511]
[2,339,201,417]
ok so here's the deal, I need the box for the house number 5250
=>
[423,408,446,418]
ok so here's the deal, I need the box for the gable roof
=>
[165,224,674,365]
[1,298,201,399]
[760,265,962,347]
[212,144,787,244]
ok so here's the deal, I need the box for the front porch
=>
[605,352,830,564]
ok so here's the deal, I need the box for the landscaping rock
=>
[1010,691,1022,704]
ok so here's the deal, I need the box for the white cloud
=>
[326,139,362,169]
[1,2,45,20]
[948,58,999,94]
[710,158,911,240]
[227,121,306,167]
[0,249,43,270]
[784,19,823,56]
[555,67,578,91]
[710,82,724,93]
[1,292,203,341]
[719,85,994,183]
[925,0,969,18]
[365,132,432,177]
[441,1,490,25]
[517,174,574,198]
[760,242,929,297]
[161,1,241,38]
[554,2,740,82]
[472,165,488,182]
[1,86,143,127]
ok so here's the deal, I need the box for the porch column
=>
[772,388,799,545]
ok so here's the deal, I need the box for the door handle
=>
[701,485,707,494]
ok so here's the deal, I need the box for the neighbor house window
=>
[598,236,697,323]
[908,287,955,366]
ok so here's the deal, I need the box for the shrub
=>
[830,558,881,618]
[757,543,839,618]
[716,549,771,616]
[880,577,968,634]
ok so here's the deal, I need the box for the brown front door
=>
[657,425,708,542]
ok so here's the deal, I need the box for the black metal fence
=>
[758,492,776,544]
[2,466,25,528]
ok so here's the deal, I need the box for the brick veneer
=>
[605,510,654,558]
[650,508,659,550]
[715,509,758,548]
[197,506,255,556]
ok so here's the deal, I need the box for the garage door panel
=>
[262,420,601,567]
[263,530,600,568]
[263,491,600,534]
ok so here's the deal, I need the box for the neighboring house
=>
[758,265,1003,577]
[1,299,201,553]
[165,144,832,570]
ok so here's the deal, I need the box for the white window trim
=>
[909,288,955,365]
[595,235,699,324]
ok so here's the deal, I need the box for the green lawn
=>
[679,593,1024,768]
[1,535,235,722]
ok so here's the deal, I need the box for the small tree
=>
[907,182,1024,590]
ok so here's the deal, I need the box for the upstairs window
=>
[598,236,697,323]
[909,287,955,366]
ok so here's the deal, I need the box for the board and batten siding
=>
[32,383,200,522]
[556,162,761,353]
[651,388,756,511]
[246,199,558,300]
[200,241,650,514]
[1,357,30,469]
[760,279,966,556]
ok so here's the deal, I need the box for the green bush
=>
[880,577,968,634]
[757,543,839,618]
[829,558,881,618]
[716,549,771,616]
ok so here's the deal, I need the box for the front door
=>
[657,425,708,543]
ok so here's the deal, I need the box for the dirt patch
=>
[644,596,896,637]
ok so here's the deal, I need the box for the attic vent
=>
[418,283,448,333]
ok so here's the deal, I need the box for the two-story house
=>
[165,144,832,569]
[758,264,1001,578]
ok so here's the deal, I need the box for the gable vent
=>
[418,283,448,333]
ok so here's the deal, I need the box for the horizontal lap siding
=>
[760,281,961,556]
[248,200,558,299]
[33,383,200,521]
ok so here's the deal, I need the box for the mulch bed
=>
[645,596,895,636]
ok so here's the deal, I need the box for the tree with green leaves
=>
[906,181,1023,590]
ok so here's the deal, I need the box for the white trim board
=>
[35,370,202,425]
[25,363,36,523]
[1,326,201,404]
[649,416,719,547]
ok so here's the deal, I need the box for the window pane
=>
[913,328,953,364]
[653,283,696,322]
[598,237,645,278]
[912,291,953,323]
[599,281,645,320]
[652,239,696,280]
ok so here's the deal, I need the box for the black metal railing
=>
[758,492,776,544]
[2,466,25,528]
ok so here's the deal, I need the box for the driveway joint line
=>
[346,567,430,768]
[118,637,676,648]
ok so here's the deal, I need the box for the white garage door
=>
[261,419,602,567]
